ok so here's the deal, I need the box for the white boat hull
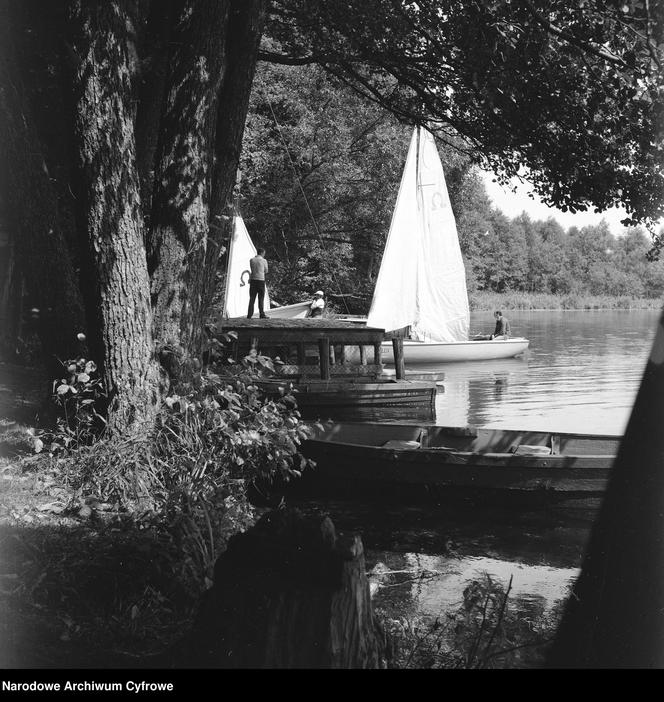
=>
[385,337,529,363]
[264,301,311,319]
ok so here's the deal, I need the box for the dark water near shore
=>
[292,309,662,662]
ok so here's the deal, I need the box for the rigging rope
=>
[257,78,351,315]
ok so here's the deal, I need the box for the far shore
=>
[468,292,663,312]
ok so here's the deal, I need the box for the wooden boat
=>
[258,378,437,421]
[364,127,529,364]
[300,422,620,501]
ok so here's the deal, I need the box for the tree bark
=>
[0,2,85,374]
[134,0,177,221]
[203,0,267,323]
[148,0,230,356]
[173,509,387,668]
[0,198,22,359]
[70,0,161,435]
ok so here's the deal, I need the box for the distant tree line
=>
[234,61,664,314]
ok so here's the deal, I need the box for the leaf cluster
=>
[265,0,664,228]
[40,354,107,452]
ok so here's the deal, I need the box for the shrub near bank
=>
[65,350,313,582]
[1,348,313,664]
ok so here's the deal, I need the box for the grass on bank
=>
[469,291,662,311]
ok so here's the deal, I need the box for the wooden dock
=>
[214,317,436,419]
[216,316,409,380]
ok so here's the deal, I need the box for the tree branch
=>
[520,0,629,68]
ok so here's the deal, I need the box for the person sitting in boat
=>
[472,311,511,341]
[308,290,325,318]
[491,310,511,339]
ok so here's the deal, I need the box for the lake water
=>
[436,308,660,434]
[292,308,663,666]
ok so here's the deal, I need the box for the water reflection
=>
[414,356,530,427]
[368,552,577,620]
[289,496,591,667]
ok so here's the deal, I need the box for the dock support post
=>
[250,336,259,352]
[392,337,405,380]
[296,343,306,366]
[373,343,382,365]
[339,344,347,364]
[359,345,367,365]
[318,338,330,380]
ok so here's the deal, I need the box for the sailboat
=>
[366,127,529,364]
[222,216,310,319]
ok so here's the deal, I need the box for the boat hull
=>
[389,338,529,363]
[264,302,311,319]
[299,422,619,503]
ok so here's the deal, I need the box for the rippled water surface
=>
[433,309,660,434]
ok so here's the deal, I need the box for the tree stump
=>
[178,509,387,668]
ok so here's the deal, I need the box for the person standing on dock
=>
[308,290,325,318]
[491,310,511,339]
[247,248,268,319]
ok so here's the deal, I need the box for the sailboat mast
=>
[415,126,421,210]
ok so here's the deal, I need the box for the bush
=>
[381,573,565,669]
[40,352,107,452]
[63,349,314,588]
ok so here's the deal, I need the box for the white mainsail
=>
[366,127,470,342]
[223,216,271,318]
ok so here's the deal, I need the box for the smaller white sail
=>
[223,216,271,318]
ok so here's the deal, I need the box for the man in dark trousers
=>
[247,248,268,318]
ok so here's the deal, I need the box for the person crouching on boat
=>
[308,290,325,318]
[491,310,511,339]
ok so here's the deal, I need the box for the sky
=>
[481,171,630,236]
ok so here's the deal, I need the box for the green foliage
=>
[239,59,474,312]
[382,573,565,669]
[62,348,313,585]
[238,60,662,313]
[41,352,107,453]
[469,290,663,311]
[267,0,664,230]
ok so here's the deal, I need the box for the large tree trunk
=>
[0,2,85,374]
[0,197,22,360]
[148,0,230,357]
[203,0,267,322]
[134,0,177,220]
[70,0,161,436]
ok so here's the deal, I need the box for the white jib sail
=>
[366,127,469,342]
[223,216,271,318]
